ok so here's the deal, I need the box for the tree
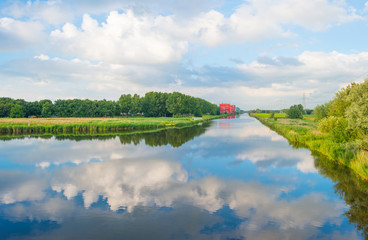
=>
[329,83,356,117]
[288,104,303,119]
[10,104,25,118]
[194,109,203,117]
[314,102,330,121]
[131,94,142,114]
[166,92,183,116]
[41,102,54,117]
[345,79,368,134]
[119,94,132,114]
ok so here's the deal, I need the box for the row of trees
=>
[314,79,368,142]
[120,92,219,117]
[249,105,311,119]
[0,92,220,118]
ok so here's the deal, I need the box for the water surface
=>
[0,115,366,239]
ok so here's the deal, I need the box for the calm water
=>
[0,115,367,239]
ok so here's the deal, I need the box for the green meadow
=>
[0,115,223,135]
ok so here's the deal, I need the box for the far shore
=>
[0,115,227,135]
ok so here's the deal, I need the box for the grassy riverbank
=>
[251,113,368,180]
[0,115,223,135]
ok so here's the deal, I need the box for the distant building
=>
[219,103,235,114]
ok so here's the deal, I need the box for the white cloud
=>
[51,159,188,211]
[34,54,50,61]
[50,11,188,64]
[0,17,44,51]
[2,0,74,25]
[242,0,360,31]
[0,172,46,204]
[186,0,360,45]
[45,1,360,64]
[49,159,340,229]
[239,51,368,81]
[236,148,317,173]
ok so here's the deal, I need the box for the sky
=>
[1,0,368,110]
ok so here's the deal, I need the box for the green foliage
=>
[316,79,368,142]
[41,102,54,117]
[305,109,313,114]
[0,92,218,118]
[328,83,356,117]
[318,116,352,142]
[314,102,330,121]
[119,94,132,114]
[345,79,368,135]
[194,109,203,117]
[252,114,366,179]
[288,104,304,119]
[9,104,25,118]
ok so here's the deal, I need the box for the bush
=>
[318,116,353,142]
[314,102,330,121]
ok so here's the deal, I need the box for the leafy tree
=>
[131,94,142,114]
[119,94,132,114]
[305,109,313,115]
[329,83,356,117]
[288,104,303,119]
[41,102,54,117]
[9,104,25,118]
[318,116,352,142]
[194,109,203,117]
[166,92,183,116]
[314,102,330,121]
[345,79,368,134]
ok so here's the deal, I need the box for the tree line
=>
[248,106,313,119]
[313,79,368,142]
[0,92,220,118]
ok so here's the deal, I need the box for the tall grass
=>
[0,115,223,135]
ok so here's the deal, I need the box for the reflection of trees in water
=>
[0,123,211,147]
[119,122,211,148]
[314,153,368,239]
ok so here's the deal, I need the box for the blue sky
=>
[1,0,368,110]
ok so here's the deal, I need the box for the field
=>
[253,112,315,120]
[0,115,222,135]
[252,113,368,180]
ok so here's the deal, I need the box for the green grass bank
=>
[251,113,368,180]
[0,115,225,135]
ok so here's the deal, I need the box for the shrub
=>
[318,116,353,142]
[314,102,330,121]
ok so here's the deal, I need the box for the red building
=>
[219,103,235,114]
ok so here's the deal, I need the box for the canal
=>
[0,114,366,239]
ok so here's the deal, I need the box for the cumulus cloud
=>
[2,0,74,25]
[0,17,44,51]
[0,1,365,108]
[49,159,340,230]
[4,198,76,223]
[45,0,360,64]
[2,49,368,109]
[0,171,47,204]
[239,51,368,82]
[50,11,188,64]
[236,148,317,173]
